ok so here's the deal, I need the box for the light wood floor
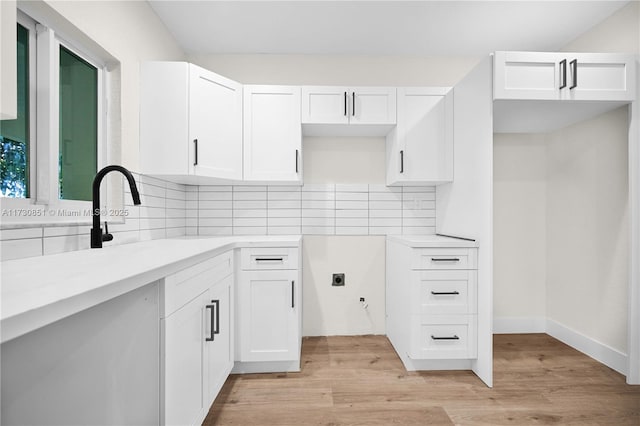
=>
[203,334,640,425]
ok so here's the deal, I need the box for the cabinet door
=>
[350,87,396,125]
[243,85,302,182]
[204,275,234,406]
[562,53,636,101]
[493,51,563,100]
[238,270,299,362]
[387,88,453,185]
[163,291,208,426]
[189,65,243,180]
[301,86,349,124]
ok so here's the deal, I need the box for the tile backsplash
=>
[1,174,435,261]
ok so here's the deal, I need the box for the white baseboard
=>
[493,316,546,334]
[546,318,627,376]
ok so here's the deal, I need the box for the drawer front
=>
[411,270,477,315]
[162,251,233,317]
[241,247,299,270]
[409,315,477,360]
[412,248,477,270]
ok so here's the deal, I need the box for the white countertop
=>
[0,235,301,344]
[387,234,478,248]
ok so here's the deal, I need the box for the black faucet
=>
[91,165,141,248]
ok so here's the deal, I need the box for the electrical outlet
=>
[332,273,345,286]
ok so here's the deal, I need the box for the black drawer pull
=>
[431,335,459,341]
[205,303,216,342]
[430,258,460,262]
[431,291,460,295]
[255,257,284,262]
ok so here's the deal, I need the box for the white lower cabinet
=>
[386,238,478,370]
[161,252,234,426]
[235,246,302,372]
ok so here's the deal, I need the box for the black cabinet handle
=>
[295,149,299,173]
[344,92,347,116]
[352,92,355,116]
[431,291,460,295]
[205,303,215,341]
[570,59,578,89]
[431,258,460,262]
[255,257,284,262]
[400,150,404,174]
[291,281,295,308]
[559,59,567,89]
[213,300,220,335]
[431,335,459,341]
[193,139,198,166]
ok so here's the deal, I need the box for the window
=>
[0,23,30,198]
[0,11,106,218]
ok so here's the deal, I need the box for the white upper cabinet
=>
[494,51,636,102]
[301,86,396,136]
[243,85,302,183]
[386,88,454,186]
[140,62,243,182]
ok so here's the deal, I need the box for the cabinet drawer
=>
[240,247,299,270]
[411,270,477,315]
[162,251,233,318]
[409,315,477,360]
[411,248,477,270]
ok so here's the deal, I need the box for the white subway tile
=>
[302,200,335,209]
[199,191,232,201]
[370,218,402,227]
[165,180,186,192]
[186,227,198,236]
[268,200,302,209]
[336,192,368,201]
[402,227,436,235]
[336,218,368,227]
[268,209,301,218]
[186,218,198,227]
[368,184,401,193]
[233,217,267,227]
[302,191,335,201]
[234,186,267,192]
[233,200,267,209]
[186,190,198,201]
[1,238,42,260]
[199,209,232,218]
[166,227,186,238]
[402,209,436,219]
[233,191,267,201]
[335,209,368,218]
[268,226,301,235]
[199,200,232,210]
[139,206,166,218]
[268,186,302,192]
[140,194,165,209]
[336,200,368,210]
[199,185,233,192]
[138,182,166,199]
[369,200,402,210]
[302,208,335,218]
[268,191,301,201]
[233,226,267,236]
[0,227,42,240]
[369,209,402,218]
[402,186,435,193]
[402,218,436,227]
[43,234,90,256]
[199,227,233,236]
[166,188,186,201]
[302,226,335,235]
[139,218,166,230]
[166,218,186,229]
[109,230,140,246]
[268,217,301,227]
[402,200,436,210]
[199,218,233,227]
[166,198,186,209]
[140,228,167,241]
[234,209,267,218]
[302,217,335,227]
[139,174,166,187]
[369,192,402,201]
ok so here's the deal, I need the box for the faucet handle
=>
[102,222,114,242]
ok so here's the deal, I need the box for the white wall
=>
[493,133,547,331]
[546,106,630,352]
[188,54,479,335]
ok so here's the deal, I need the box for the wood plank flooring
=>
[203,334,640,425]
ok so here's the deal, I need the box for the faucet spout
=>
[91,165,141,249]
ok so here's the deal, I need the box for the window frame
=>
[2,10,109,225]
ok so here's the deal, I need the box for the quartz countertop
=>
[0,235,301,344]
[387,234,479,248]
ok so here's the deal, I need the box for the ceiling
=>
[148,1,630,56]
